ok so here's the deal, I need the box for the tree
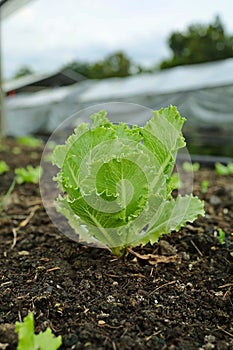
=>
[89,51,132,78]
[13,66,34,79]
[160,16,233,69]
[63,51,137,79]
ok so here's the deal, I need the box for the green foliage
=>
[15,312,62,350]
[215,162,233,175]
[166,173,182,195]
[201,180,209,194]
[63,51,140,79]
[214,228,225,245]
[15,165,42,184]
[17,136,43,148]
[160,16,233,69]
[53,106,204,256]
[13,66,34,79]
[182,161,200,172]
[0,160,9,175]
[89,51,132,78]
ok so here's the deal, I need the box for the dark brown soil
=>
[0,139,232,350]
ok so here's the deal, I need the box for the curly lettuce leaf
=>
[53,106,204,255]
[138,195,205,246]
[15,313,62,350]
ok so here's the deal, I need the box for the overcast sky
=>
[3,0,233,79]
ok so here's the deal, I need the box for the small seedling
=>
[15,312,62,350]
[15,165,42,184]
[214,228,225,244]
[215,162,233,176]
[0,160,9,175]
[182,161,200,172]
[201,180,209,194]
[17,136,43,148]
[52,106,204,256]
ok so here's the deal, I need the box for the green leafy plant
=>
[0,160,9,175]
[15,165,42,184]
[17,136,43,148]
[182,161,200,172]
[214,228,225,244]
[215,162,233,175]
[15,312,62,350]
[53,106,204,256]
[201,180,209,193]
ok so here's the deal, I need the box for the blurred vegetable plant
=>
[215,162,233,175]
[182,161,200,172]
[0,160,9,174]
[17,136,43,148]
[15,312,62,350]
[15,165,42,184]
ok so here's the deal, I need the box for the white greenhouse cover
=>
[5,58,233,137]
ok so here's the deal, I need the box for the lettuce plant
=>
[182,161,200,172]
[17,136,43,148]
[15,165,42,184]
[215,162,233,175]
[0,160,9,175]
[53,106,204,256]
[15,312,62,350]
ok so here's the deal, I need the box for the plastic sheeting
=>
[5,58,233,155]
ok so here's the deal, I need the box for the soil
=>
[0,139,232,350]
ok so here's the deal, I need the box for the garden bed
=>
[0,139,232,350]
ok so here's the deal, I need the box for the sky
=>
[3,0,233,79]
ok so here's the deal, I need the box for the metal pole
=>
[0,10,6,137]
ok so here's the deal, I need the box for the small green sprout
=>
[201,180,209,193]
[15,165,42,184]
[215,162,233,176]
[182,161,200,172]
[15,312,62,350]
[214,228,225,245]
[17,136,43,148]
[0,160,9,175]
